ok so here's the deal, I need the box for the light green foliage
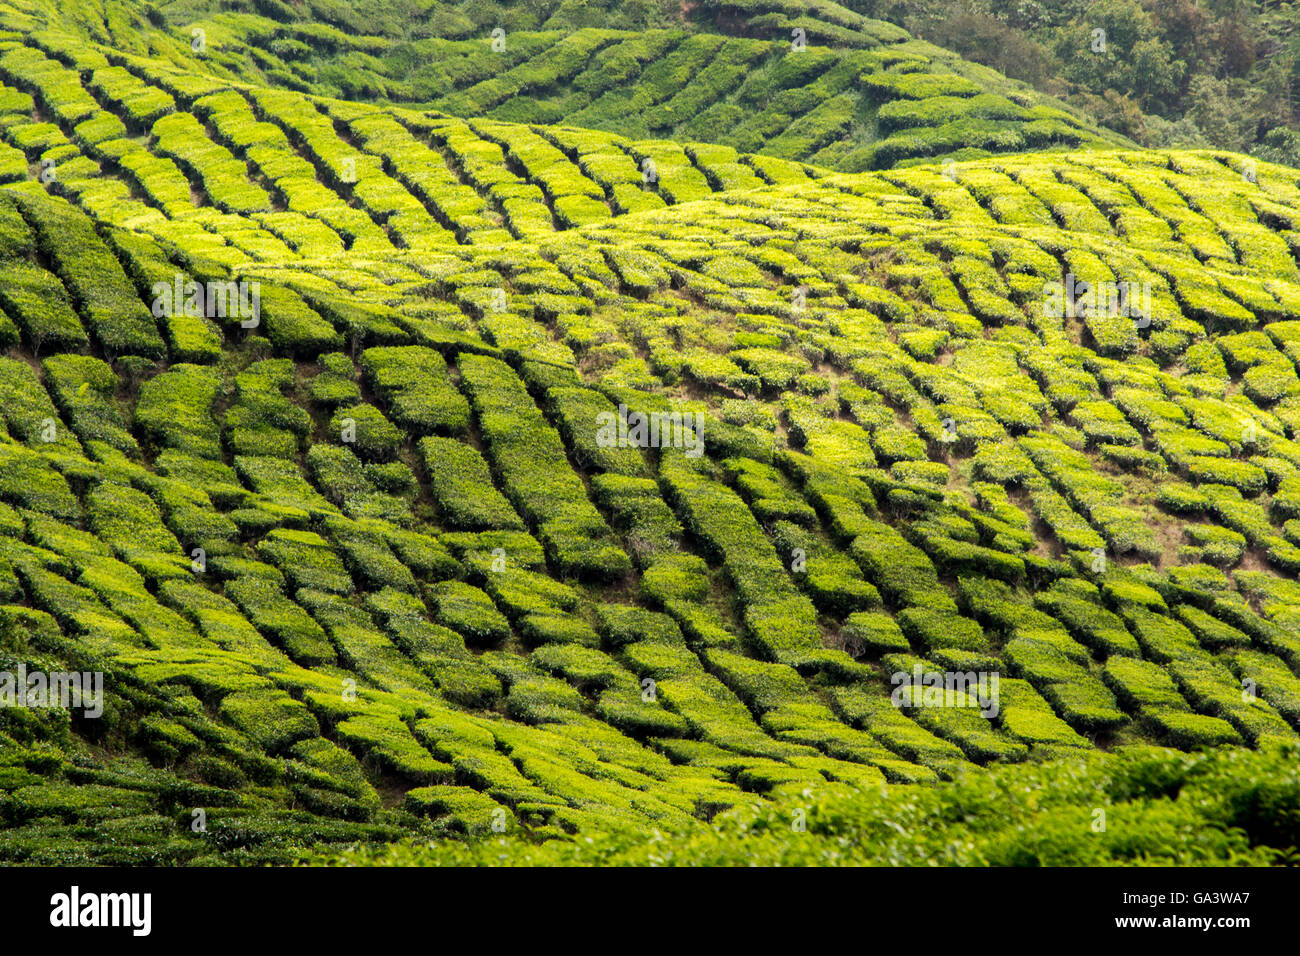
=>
[0,3,1297,868]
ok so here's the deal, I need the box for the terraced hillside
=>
[1,7,1300,867]
[0,0,1131,171]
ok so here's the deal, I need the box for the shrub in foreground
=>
[317,743,1300,866]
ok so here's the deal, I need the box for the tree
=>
[1151,0,1210,76]
[1253,126,1300,169]
[1052,0,1185,115]
[1186,74,1263,152]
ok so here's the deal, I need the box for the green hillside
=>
[0,1,1299,867]
[0,0,1132,171]
[891,0,1300,165]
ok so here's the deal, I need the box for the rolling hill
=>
[0,0,1299,866]
[0,0,1132,171]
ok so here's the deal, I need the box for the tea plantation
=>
[4,0,1131,170]
[0,0,1299,867]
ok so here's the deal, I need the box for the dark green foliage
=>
[897,607,987,652]
[419,437,523,531]
[459,354,629,579]
[848,520,955,612]
[360,346,470,435]
[136,364,223,460]
[429,580,512,646]
[11,190,164,357]
[329,404,404,461]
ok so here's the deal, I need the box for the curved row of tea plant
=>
[0,21,1298,863]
